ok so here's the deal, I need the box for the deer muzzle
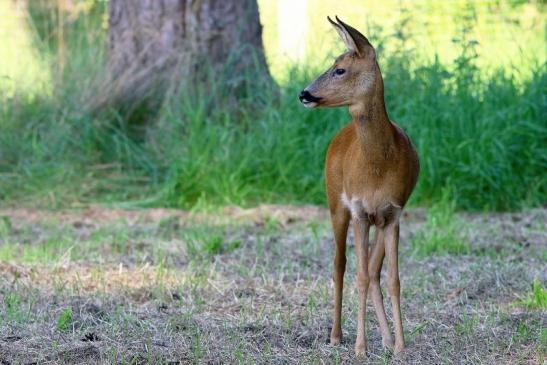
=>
[299,90,322,108]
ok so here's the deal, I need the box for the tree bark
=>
[104,0,269,108]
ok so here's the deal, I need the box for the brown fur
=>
[301,17,419,356]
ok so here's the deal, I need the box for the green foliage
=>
[3,293,22,322]
[183,228,236,259]
[0,1,545,211]
[57,307,73,331]
[2,292,35,323]
[0,239,73,264]
[0,217,11,237]
[540,328,547,356]
[519,279,547,310]
[515,321,532,342]
[201,235,224,256]
[227,240,242,252]
[456,314,480,338]
[412,192,470,256]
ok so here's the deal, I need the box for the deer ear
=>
[327,16,360,55]
[332,16,373,58]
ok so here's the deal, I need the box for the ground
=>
[0,206,545,364]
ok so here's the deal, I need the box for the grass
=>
[0,206,545,363]
[0,5,544,362]
[0,1,545,211]
[519,279,547,310]
[411,192,470,256]
[3,293,25,323]
[57,307,73,331]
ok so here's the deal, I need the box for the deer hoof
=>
[382,337,394,350]
[330,335,341,346]
[354,342,367,357]
[394,343,405,354]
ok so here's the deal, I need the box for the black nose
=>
[299,90,321,103]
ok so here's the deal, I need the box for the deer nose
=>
[299,90,309,103]
[299,90,321,103]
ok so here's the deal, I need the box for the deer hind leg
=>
[329,208,350,346]
[353,218,371,357]
[368,228,394,350]
[384,221,405,353]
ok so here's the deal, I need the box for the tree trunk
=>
[104,0,269,109]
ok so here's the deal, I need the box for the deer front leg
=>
[368,229,394,350]
[353,218,370,357]
[330,209,349,346]
[384,221,405,353]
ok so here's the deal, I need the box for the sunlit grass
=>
[519,280,547,310]
[0,0,51,98]
[0,240,74,264]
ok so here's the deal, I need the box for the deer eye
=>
[334,68,346,76]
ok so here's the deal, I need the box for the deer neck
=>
[348,69,394,155]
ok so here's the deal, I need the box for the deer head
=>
[299,16,380,110]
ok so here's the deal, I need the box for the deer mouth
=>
[299,90,322,108]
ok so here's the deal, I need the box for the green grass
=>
[2,292,35,324]
[519,279,547,310]
[57,307,73,331]
[0,238,73,264]
[541,328,547,357]
[182,228,229,259]
[411,193,470,255]
[3,293,24,323]
[0,1,545,211]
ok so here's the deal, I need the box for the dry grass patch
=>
[0,206,545,364]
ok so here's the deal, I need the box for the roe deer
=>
[299,17,419,356]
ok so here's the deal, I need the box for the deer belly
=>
[341,192,402,227]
